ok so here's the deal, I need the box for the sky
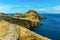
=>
[0,0,60,14]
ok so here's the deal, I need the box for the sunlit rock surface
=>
[0,10,51,40]
[13,10,46,28]
[0,20,51,40]
[0,12,9,16]
[13,10,46,19]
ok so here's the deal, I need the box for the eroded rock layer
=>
[0,10,51,40]
[0,19,51,40]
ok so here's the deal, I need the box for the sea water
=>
[31,14,60,40]
[10,14,60,40]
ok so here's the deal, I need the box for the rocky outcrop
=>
[0,10,42,29]
[13,10,46,19]
[0,12,9,16]
[0,19,51,40]
[0,12,4,14]
[0,10,51,40]
[0,15,33,29]
[13,10,46,28]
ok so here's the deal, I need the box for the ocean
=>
[31,14,60,40]
[10,14,60,40]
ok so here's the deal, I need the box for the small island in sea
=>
[0,10,51,40]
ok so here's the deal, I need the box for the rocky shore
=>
[0,10,51,40]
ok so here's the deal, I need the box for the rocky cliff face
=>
[0,15,33,29]
[0,19,51,40]
[0,12,9,16]
[0,10,51,40]
[14,10,46,19]
[13,10,46,28]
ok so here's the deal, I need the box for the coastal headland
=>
[0,10,51,40]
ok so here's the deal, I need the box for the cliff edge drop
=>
[0,10,51,40]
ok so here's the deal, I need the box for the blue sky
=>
[0,0,60,13]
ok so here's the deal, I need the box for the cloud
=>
[52,6,60,10]
[36,8,48,13]
[0,5,60,14]
[38,6,60,13]
[0,5,13,13]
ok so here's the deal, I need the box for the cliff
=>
[0,16,51,40]
[13,10,46,28]
[13,10,46,19]
[0,12,9,16]
[0,10,51,40]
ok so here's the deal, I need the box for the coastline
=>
[0,10,51,40]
